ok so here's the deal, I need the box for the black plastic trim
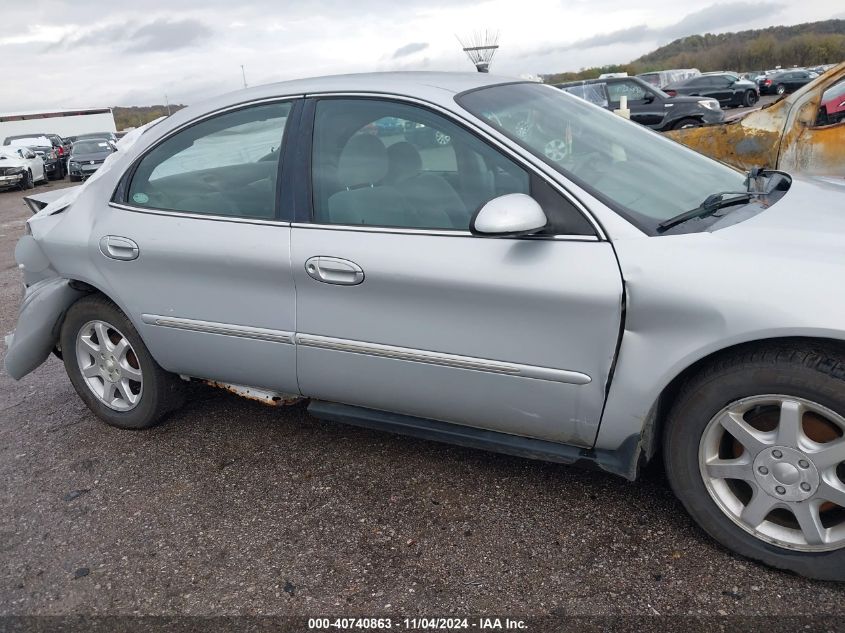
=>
[277,99,304,222]
[292,98,316,224]
[307,401,642,480]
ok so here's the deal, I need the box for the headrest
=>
[337,134,388,188]
[386,141,422,183]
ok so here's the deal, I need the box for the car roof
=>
[138,71,522,149]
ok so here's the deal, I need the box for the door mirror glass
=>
[471,193,548,237]
[642,92,655,103]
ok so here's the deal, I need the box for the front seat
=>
[326,135,409,227]
[385,141,466,229]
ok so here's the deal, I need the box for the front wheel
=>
[60,295,184,429]
[664,343,845,581]
[19,170,34,190]
[673,117,702,130]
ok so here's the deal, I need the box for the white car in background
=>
[0,146,46,190]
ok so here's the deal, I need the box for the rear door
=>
[96,99,302,394]
[290,97,623,446]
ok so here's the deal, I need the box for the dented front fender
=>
[3,278,87,380]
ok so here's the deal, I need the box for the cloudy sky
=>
[0,0,841,111]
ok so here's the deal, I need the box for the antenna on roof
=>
[457,30,499,73]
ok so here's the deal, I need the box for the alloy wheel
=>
[434,130,451,146]
[75,320,143,411]
[700,395,845,551]
[543,139,569,162]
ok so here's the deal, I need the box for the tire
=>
[60,294,184,430]
[744,90,758,107]
[19,170,34,190]
[664,342,845,581]
[776,84,786,96]
[47,167,60,181]
[672,117,702,130]
[69,174,81,182]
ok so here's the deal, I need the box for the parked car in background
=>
[10,71,845,581]
[403,120,452,147]
[664,73,759,107]
[742,70,764,81]
[5,136,64,180]
[637,68,700,89]
[4,133,69,175]
[557,76,724,130]
[760,69,816,95]
[74,131,118,143]
[817,77,845,126]
[67,138,116,181]
[0,146,46,190]
[667,62,845,177]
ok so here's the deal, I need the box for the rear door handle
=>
[99,236,139,261]
[305,256,364,285]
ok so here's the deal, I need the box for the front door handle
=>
[99,236,139,261]
[305,256,364,286]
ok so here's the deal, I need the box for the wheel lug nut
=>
[800,483,811,492]
[758,466,769,475]
[775,486,786,495]
[772,450,783,459]
[798,460,809,469]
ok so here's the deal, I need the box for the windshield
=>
[73,140,111,154]
[458,82,746,234]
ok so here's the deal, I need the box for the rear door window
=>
[127,102,292,219]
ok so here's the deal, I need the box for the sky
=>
[0,0,841,111]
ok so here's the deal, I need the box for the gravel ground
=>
[1,179,844,622]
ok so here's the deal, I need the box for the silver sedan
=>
[5,72,845,580]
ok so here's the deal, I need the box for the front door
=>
[291,97,623,446]
[608,80,666,128]
[95,99,300,394]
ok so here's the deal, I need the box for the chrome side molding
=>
[296,333,591,385]
[140,316,591,385]
[141,315,294,344]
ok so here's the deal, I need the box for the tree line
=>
[543,19,845,83]
[112,104,186,131]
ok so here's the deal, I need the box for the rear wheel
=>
[60,295,184,429]
[673,117,702,130]
[776,84,786,95]
[664,343,845,580]
[744,90,758,107]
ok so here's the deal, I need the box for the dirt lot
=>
[1,179,844,623]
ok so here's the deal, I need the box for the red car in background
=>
[817,79,845,126]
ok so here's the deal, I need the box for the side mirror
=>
[470,193,548,237]
[642,92,655,103]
